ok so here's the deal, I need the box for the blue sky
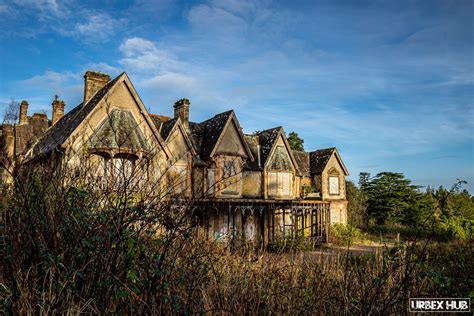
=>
[1,0,473,191]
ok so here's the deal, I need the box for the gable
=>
[323,150,349,176]
[214,119,248,157]
[166,124,191,162]
[66,77,164,156]
[30,73,168,159]
[267,135,295,171]
[88,109,151,152]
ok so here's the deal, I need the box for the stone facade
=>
[0,70,349,245]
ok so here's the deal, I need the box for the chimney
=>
[173,98,190,128]
[1,124,15,184]
[52,95,65,125]
[19,100,29,125]
[83,70,110,104]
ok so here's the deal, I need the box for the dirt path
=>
[309,242,395,257]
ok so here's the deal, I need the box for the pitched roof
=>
[188,121,204,155]
[149,114,171,131]
[149,114,176,140]
[31,73,123,156]
[309,147,335,174]
[243,134,262,171]
[256,127,281,166]
[292,150,310,176]
[197,110,233,160]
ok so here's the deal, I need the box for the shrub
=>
[331,223,367,246]
[267,233,313,253]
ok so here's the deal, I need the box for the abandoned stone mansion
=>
[0,71,349,247]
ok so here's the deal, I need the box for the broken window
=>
[221,158,240,195]
[168,162,187,195]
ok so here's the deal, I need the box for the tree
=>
[2,99,19,124]
[287,131,304,151]
[346,180,367,227]
[363,172,434,226]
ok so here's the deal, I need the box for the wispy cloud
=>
[119,37,183,72]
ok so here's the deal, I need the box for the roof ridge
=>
[199,109,233,124]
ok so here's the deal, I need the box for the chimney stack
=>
[52,95,65,125]
[83,70,110,104]
[19,100,29,125]
[173,98,190,128]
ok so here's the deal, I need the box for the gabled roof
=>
[200,110,233,159]
[292,150,310,176]
[310,148,335,174]
[30,73,168,159]
[257,127,281,166]
[188,110,254,161]
[255,127,300,175]
[149,114,171,133]
[309,147,349,176]
[32,74,123,156]
[149,116,197,157]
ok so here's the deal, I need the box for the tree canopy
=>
[287,131,304,151]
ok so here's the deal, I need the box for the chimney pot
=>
[173,98,190,128]
[83,70,110,104]
[19,100,29,125]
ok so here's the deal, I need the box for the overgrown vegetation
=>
[1,161,473,314]
[1,125,473,313]
[268,232,313,252]
[348,172,474,242]
[331,224,367,246]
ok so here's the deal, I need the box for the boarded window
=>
[329,176,339,195]
[269,172,278,195]
[282,173,291,196]
[168,162,187,194]
[269,172,292,197]
[207,169,215,195]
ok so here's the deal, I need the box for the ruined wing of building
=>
[0,71,349,246]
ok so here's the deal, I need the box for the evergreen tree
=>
[287,132,304,151]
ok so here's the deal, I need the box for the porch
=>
[193,199,331,248]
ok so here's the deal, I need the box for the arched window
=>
[328,168,340,195]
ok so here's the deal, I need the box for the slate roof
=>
[149,114,176,141]
[195,110,233,160]
[309,147,335,174]
[256,127,281,166]
[243,135,262,171]
[188,121,204,156]
[292,150,310,176]
[31,73,123,156]
[159,119,177,140]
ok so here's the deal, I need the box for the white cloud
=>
[118,37,183,72]
[13,0,61,14]
[57,13,125,43]
[141,72,196,91]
